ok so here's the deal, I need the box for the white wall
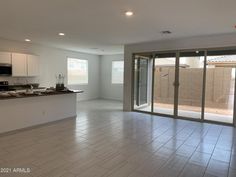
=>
[0,38,100,101]
[124,33,236,111]
[100,54,124,101]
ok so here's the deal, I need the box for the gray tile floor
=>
[0,99,236,177]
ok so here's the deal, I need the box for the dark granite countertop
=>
[0,90,83,100]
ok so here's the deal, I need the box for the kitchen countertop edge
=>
[0,90,83,100]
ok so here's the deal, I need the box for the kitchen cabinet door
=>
[12,53,27,76]
[0,52,11,64]
[27,55,39,76]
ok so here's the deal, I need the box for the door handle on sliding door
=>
[173,82,180,87]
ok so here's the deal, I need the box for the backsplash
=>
[0,76,40,85]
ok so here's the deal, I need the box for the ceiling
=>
[0,0,236,55]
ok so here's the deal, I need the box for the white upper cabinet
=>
[27,55,40,76]
[0,52,11,64]
[12,53,27,77]
[8,52,40,77]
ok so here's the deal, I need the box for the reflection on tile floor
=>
[138,104,233,123]
[0,99,236,177]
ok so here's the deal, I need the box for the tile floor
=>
[0,99,236,177]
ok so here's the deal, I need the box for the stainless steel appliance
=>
[0,64,12,76]
[0,81,9,91]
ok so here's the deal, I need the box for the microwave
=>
[0,64,12,76]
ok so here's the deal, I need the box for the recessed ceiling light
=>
[58,33,65,36]
[25,39,31,42]
[161,31,172,34]
[125,11,134,16]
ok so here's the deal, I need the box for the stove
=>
[0,81,9,91]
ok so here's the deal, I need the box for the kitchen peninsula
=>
[0,89,83,134]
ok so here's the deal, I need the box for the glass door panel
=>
[204,50,236,124]
[153,53,176,115]
[178,51,205,119]
[133,55,152,112]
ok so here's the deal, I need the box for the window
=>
[67,58,88,85]
[112,61,124,84]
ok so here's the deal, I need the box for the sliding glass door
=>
[177,51,205,119]
[132,48,236,125]
[153,53,176,116]
[133,55,153,112]
[204,50,236,124]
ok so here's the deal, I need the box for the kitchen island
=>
[0,90,83,134]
